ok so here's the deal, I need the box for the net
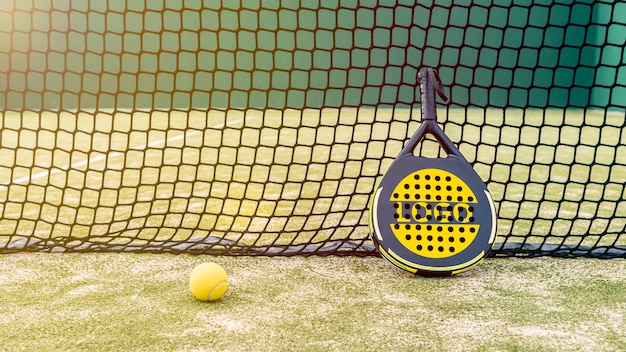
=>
[1,0,625,258]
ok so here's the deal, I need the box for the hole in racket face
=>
[389,168,479,259]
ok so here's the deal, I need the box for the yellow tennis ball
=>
[189,262,228,302]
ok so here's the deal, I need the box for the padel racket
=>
[369,67,497,276]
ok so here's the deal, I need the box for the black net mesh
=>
[1,1,625,257]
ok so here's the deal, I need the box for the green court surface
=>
[0,253,625,352]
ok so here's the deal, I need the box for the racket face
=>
[370,154,496,276]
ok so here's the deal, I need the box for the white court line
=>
[0,117,244,189]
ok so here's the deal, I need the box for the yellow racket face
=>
[389,168,478,259]
[370,157,497,276]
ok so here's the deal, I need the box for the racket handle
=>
[419,68,448,121]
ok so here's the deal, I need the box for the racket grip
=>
[419,68,448,121]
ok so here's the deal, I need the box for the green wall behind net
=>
[1,0,625,111]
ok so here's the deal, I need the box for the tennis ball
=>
[189,262,228,302]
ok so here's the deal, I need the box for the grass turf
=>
[1,253,625,351]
